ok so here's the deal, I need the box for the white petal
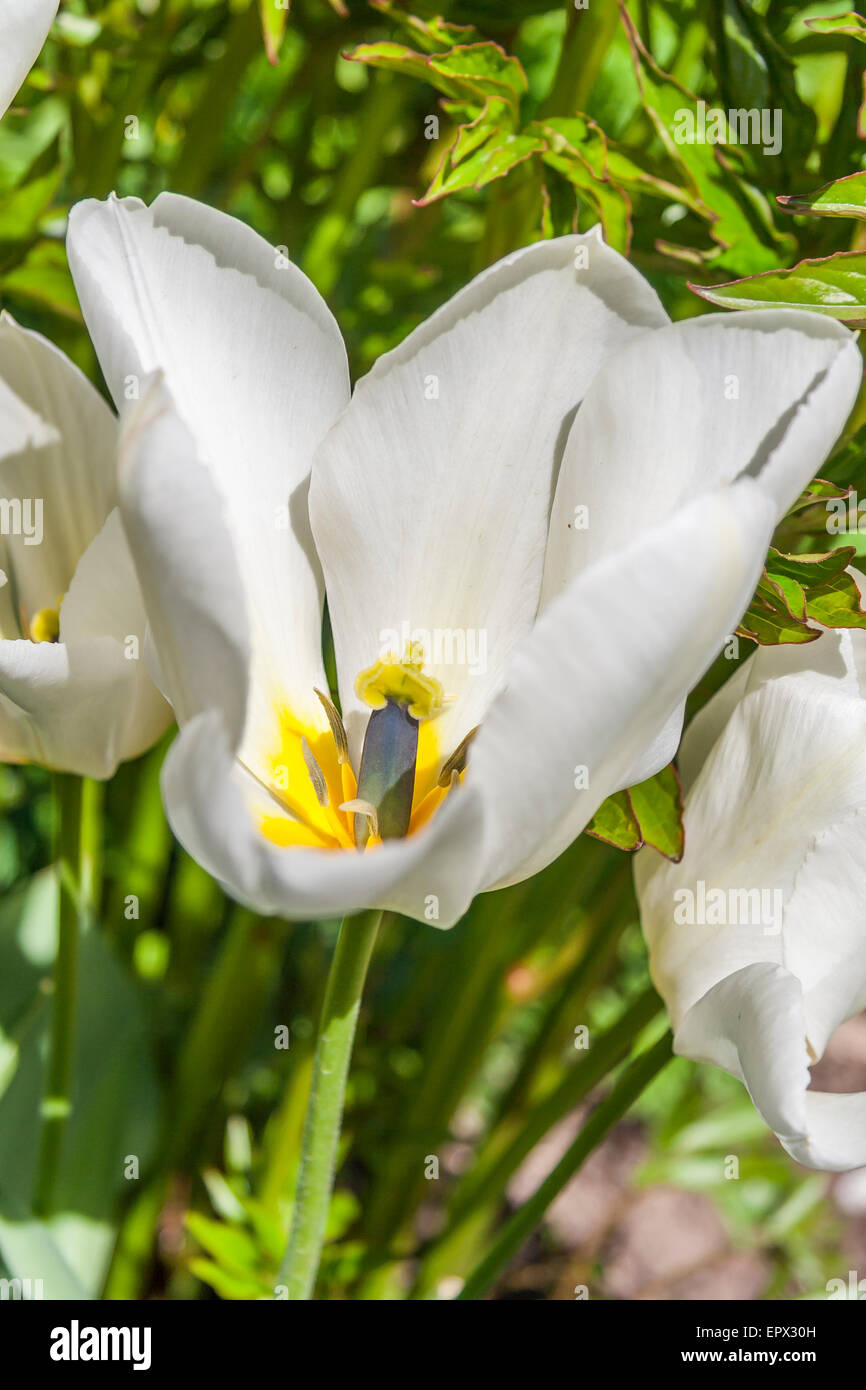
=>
[0,0,57,119]
[540,309,859,792]
[160,708,487,928]
[678,625,866,795]
[310,230,668,769]
[466,479,775,891]
[0,315,117,633]
[676,964,866,1171]
[117,379,250,742]
[0,631,163,777]
[542,310,861,604]
[66,193,349,734]
[637,649,866,1033]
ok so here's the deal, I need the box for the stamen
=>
[355,640,445,720]
[314,686,349,764]
[438,725,479,787]
[29,607,60,644]
[301,737,329,807]
[340,798,379,841]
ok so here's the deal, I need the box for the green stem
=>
[34,774,102,1216]
[278,909,384,1299]
[456,1031,674,1301]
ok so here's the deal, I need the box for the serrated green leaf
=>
[690,251,866,322]
[585,790,641,852]
[785,477,851,515]
[420,128,544,204]
[778,170,866,219]
[737,574,820,645]
[627,764,684,862]
[768,547,866,631]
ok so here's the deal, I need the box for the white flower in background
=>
[0,316,171,776]
[65,193,860,926]
[0,0,58,119]
[635,622,866,1170]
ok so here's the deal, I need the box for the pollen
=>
[355,641,446,721]
[29,607,60,643]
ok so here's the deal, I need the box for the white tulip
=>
[635,622,866,1170]
[0,0,58,120]
[0,315,171,776]
[65,192,861,925]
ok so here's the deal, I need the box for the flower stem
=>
[34,773,102,1216]
[456,1030,674,1301]
[278,908,384,1299]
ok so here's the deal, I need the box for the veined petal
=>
[160,708,487,928]
[310,229,668,773]
[540,309,860,790]
[466,479,775,892]
[0,0,58,119]
[543,311,860,604]
[66,193,350,738]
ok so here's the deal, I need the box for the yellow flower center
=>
[256,647,462,853]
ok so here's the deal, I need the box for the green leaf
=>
[803,12,866,43]
[620,7,792,274]
[737,573,821,645]
[185,1212,260,1278]
[0,168,61,242]
[258,0,290,66]
[585,790,641,852]
[419,128,544,205]
[737,547,866,645]
[348,40,526,125]
[188,1256,271,1302]
[778,170,866,219]
[1,240,82,321]
[690,251,866,322]
[627,764,684,862]
[0,1196,92,1300]
[767,547,866,631]
[785,477,851,516]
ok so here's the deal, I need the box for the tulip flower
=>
[635,623,866,1170]
[0,315,171,776]
[65,192,862,929]
[0,1,58,119]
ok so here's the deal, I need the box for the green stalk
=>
[456,1031,674,1301]
[540,0,621,118]
[34,774,102,1216]
[278,909,384,1300]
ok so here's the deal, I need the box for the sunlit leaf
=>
[585,790,641,852]
[690,251,866,322]
[778,170,866,219]
[627,764,684,862]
